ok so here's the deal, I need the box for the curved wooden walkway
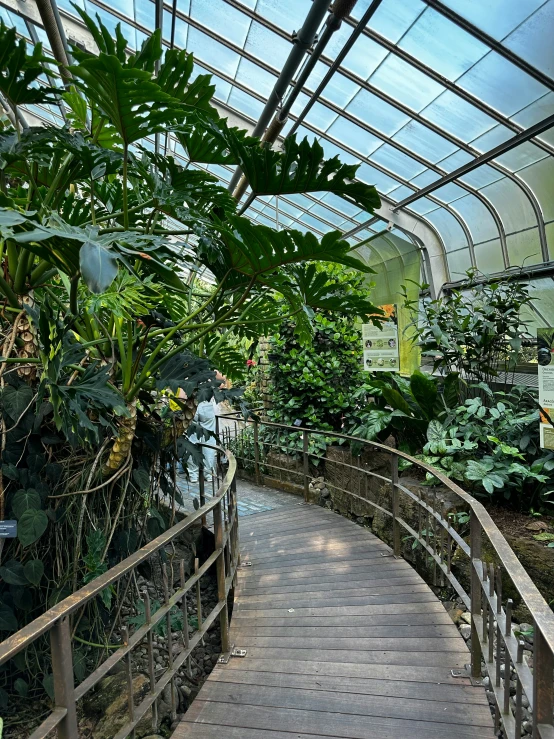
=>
[175,496,495,739]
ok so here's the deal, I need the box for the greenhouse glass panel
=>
[339,35,388,81]
[438,0,544,40]
[399,8,488,81]
[255,0,310,31]
[458,53,548,117]
[421,91,497,143]
[392,121,458,163]
[368,54,445,112]
[506,230,543,267]
[303,103,339,133]
[474,239,505,274]
[357,163,404,194]
[366,0,427,43]
[432,182,468,203]
[504,0,554,78]
[190,0,250,47]
[410,169,440,188]
[326,118,382,157]
[234,59,276,99]
[186,27,241,77]
[346,90,410,137]
[446,248,473,280]
[244,21,291,70]
[424,208,469,252]
[480,179,537,234]
[451,196,499,244]
[227,86,263,120]
[517,158,554,222]
[370,145,426,180]
[306,64,361,107]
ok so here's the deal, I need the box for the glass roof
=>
[1,0,554,292]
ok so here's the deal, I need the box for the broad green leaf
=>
[2,385,33,421]
[24,559,44,586]
[0,21,57,108]
[380,386,412,416]
[70,54,185,147]
[42,674,55,701]
[79,241,119,294]
[0,603,18,631]
[12,488,41,519]
[219,217,372,279]
[226,132,381,213]
[18,508,48,547]
[0,559,27,585]
[13,679,28,697]
[410,370,438,419]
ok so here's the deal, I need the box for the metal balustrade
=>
[217,411,554,739]
[0,446,239,739]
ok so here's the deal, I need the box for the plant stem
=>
[30,260,54,286]
[123,145,129,230]
[69,274,79,316]
[0,273,20,308]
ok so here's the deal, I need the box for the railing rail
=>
[0,445,239,739]
[218,411,554,739]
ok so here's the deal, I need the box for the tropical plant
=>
[348,370,459,454]
[0,11,383,718]
[417,384,554,508]
[403,271,533,390]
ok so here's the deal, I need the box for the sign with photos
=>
[538,327,554,450]
[362,304,399,372]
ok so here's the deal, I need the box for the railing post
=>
[50,617,78,739]
[470,510,483,681]
[253,418,261,484]
[533,624,554,735]
[302,429,309,502]
[213,498,231,654]
[391,453,400,557]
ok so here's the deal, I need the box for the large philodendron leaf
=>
[282,264,382,321]
[219,216,373,278]
[79,241,119,293]
[173,115,259,165]
[157,49,217,115]
[69,55,185,147]
[0,21,57,109]
[226,132,381,212]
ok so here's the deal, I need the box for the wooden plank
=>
[223,634,466,653]
[241,520,367,542]
[197,681,493,727]
[241,536,390,558]
[237,560,413,585]
[237,575,424,597]
[175,724,333,739]
[235,591,438,610]
[224,646,469,668]
[216,657,472,686]
[241,543,392,563]
[238,553,402,574]
[231,600,449,619]
[229,611,455,628]
[206,666,487,704]
[178,700,495,738]
[228,623,460,639]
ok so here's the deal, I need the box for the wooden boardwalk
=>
[175,500,495,739]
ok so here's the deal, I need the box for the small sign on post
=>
[0,520,17,538]
[538,327,554,450]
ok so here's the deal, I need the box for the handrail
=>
[0,445,239,739]
[218,411,554,739]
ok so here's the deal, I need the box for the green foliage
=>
[128,598,185,637]
[348,370,448,454]
[404,271,532,386]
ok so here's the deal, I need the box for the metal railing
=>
[218,411,554,739]
[0,445,239,739]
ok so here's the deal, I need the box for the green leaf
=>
[227,132,381,212]
[219,217,372,280]
[12,488,41,519]
[0,603,18,631]
[24,559,44,586]
[18,508,48,547]
[409,370,438,419]
[132,468,150,491]
[533,532,554,542]
[380,386,412,416]
[79,241,119,294]
[0,21,57,108]
[42,674,55,701]
[13,678,28,698]
[2,384,33,421]
[70,51,186,147]
[0,559,28,585]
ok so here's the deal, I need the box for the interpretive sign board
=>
[362,304,399,372]
[538,327,554,449]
